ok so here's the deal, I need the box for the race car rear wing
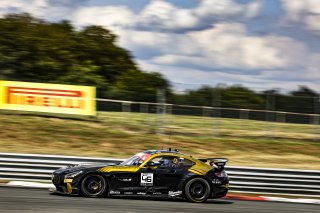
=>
[198,158,228,170]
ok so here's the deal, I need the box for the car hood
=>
[55,162,118,173]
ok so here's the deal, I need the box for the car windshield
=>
[120,152,151,166]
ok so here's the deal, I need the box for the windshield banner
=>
[0,80,96,116]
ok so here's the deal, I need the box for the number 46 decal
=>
[141,173,153,186]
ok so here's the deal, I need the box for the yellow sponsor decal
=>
[64,178,73,183]
[0,80,96,116]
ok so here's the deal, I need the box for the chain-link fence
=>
[96,89,320,122]
[94,84,320,142]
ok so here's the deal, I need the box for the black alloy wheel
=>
[184,178,211,203]
[80,174,107,197]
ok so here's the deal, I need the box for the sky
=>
[0,0,320,92]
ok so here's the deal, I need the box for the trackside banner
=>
[0,80,96,116]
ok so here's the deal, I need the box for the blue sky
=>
[0,0,319,92]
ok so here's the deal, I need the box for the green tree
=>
[275,86,318,114]
[0,13,169,100]
[221,86,265,109]
[106,70,170,102]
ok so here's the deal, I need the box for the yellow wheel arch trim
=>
[66,183,72,194]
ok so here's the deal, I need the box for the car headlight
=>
[61,164,77,169]
[64,171,83,179]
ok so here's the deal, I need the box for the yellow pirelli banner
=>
[0,80,96,116]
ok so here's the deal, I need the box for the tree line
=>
[169,85,319,114]
[0,14,318,114]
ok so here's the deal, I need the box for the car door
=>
[107,156,146,194]
[144,155,184,192]
[108,168,142,195]
[109,164,157,194]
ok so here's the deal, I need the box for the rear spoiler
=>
[199,158,228,170]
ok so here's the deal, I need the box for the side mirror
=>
[146,161,156,167]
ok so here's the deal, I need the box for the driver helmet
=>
[159,158,172,166]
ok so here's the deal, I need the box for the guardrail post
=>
[276,112,286,123]
[202,107,212,117]
[156,88,166,135]
[313,95,320,141]
[122,102,131,112]
[166,104,172,114]
[309,114,320,141]
[239,109,249,120]
[212,84,225,137]
[140,103,149,113]
[266,90,277,138]
[310,115,319,125]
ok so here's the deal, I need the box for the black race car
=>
[51,149,229,203]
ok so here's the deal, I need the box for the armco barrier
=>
[0,153,319,197]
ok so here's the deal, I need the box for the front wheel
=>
[80,174,108,197]
[184,178,211,203]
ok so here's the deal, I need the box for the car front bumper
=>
[51,172,80,195]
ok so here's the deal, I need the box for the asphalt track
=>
[0,187,319,213]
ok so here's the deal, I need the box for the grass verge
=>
[0,111,319,169]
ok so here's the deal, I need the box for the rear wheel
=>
[184,178,211,203]
[80,174,107,197]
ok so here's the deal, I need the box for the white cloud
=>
[195,0,263,20]
[281,0,320,34]
[0,0,47,17]
[148,22,307,70]
[137,0,199,30]
[138,60,320,92]
[71,0,262,33]
[0,0,30,9]
[119,30,197,57]
[121,21,306,71]
[245,0,263,19]
[136,0,263,31]
[305,15,320,32]
[195,0,244,18]
[133,19,319,91]
[72,6,135,32]
[121,30,168,48]
[190,22,288,69]
[0,0,84,20]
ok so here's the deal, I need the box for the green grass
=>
[0,111,319,169]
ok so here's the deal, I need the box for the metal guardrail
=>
[0,153,320,197]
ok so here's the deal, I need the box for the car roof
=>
[143,150,182,155]
[142,150,198,161]
[139,150,210,168]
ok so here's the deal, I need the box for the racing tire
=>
[80,174,108,198]
[184,178,211,203]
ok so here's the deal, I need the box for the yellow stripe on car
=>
[188,164,211,176]
[98,166,140,173]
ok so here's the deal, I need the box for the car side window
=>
[151,156,173,168]
[132,158,144,166]
[178,158,195,169]
[149,156,195,169]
